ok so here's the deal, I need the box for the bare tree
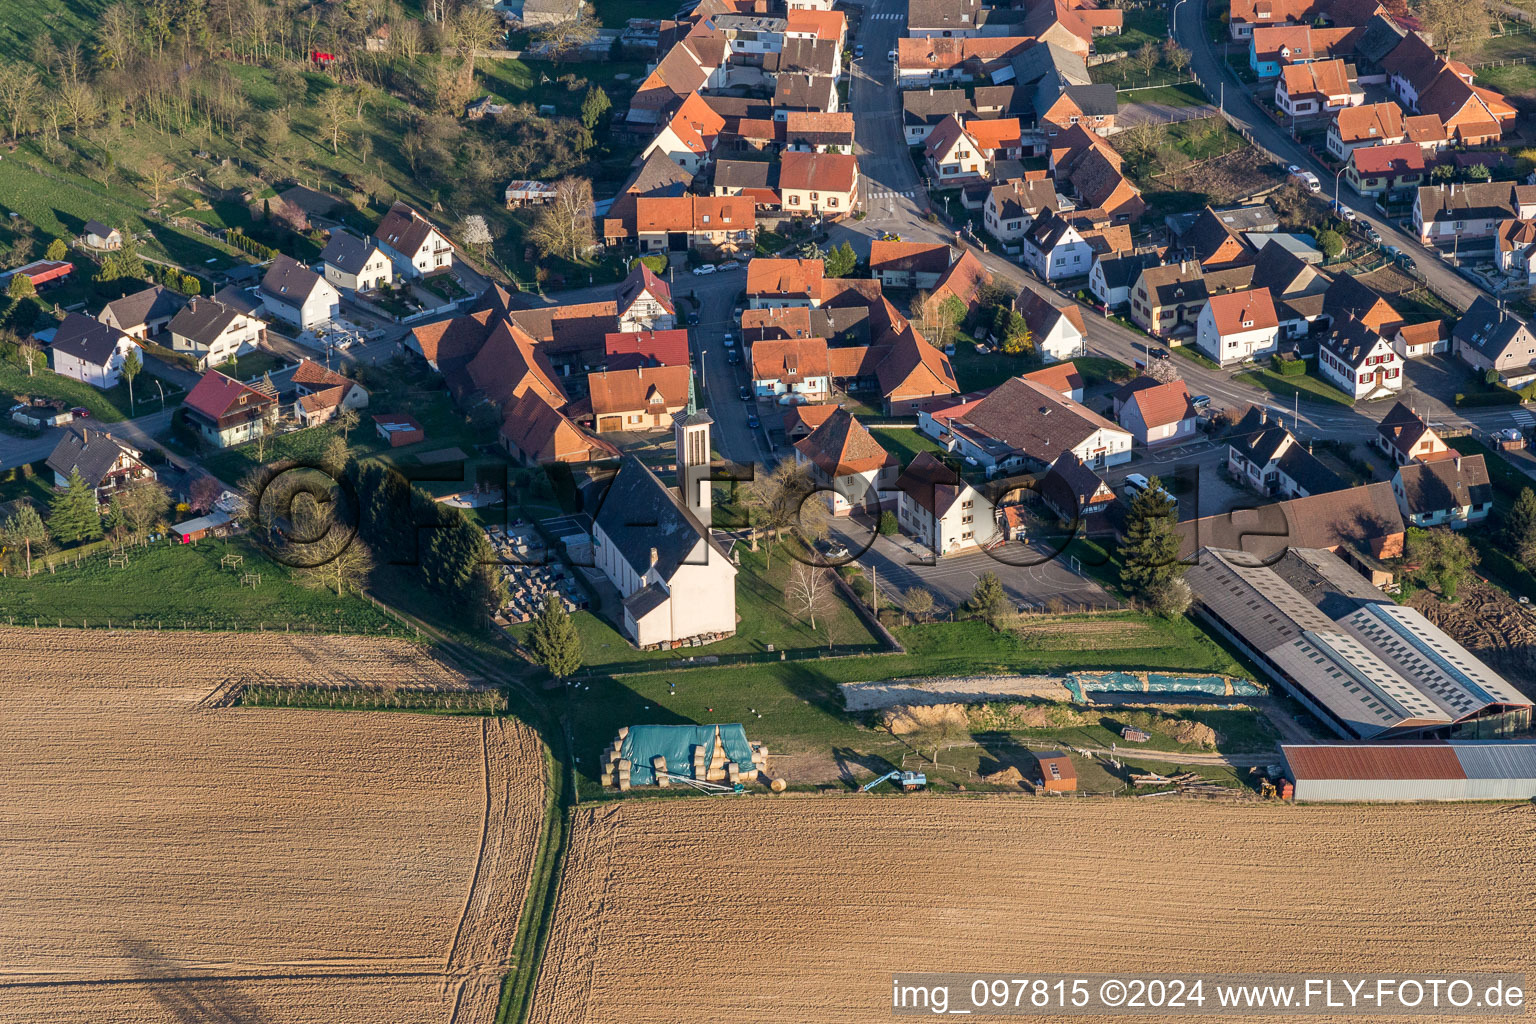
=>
[299,534,375,597]
[741,459,824,567]
[16,338,42,376]
[909,714,970,766]
[317,87,359,154]
[528,177,595,261]
[139,156,175,204]
[0,62,41,141]
[537,3,600,60]
[334,405,359,442]
[785,560,831,630]
[903,585,935,621]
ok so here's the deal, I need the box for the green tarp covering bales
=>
[618,724,755,785]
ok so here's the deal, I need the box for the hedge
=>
[1454,388,1524,407]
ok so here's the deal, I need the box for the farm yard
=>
[530,798,1536,1024]
[0,628,546,1024]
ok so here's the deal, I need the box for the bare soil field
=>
[531,798,1536,1024]
[0,628,545,1024]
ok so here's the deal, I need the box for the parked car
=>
[726,350,741,365]
[887,49,897,62]
[777,393,807,406]
[854,43,864,57]
[818,540,851,560]
[723,332,736,348]
[746,413,761,429]
[1363,226,1382,243]
[739,385,752,401]
[717,259,741,271]
[1123,473,1151,498]
[71,407,91,418]
[685,310,700,325]
[1331,201,1356,221]
[692,263,716,276]
[1189,394,1211,409]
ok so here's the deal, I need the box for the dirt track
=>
[0,628,545,1024]
[530,797,1536,1024]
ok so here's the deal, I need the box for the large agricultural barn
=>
[1284,743,1536,801]
[1185,547,1532,740]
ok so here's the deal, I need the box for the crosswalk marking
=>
[867,189,916,199]
[871,11,904,19]
[1513,409,1535,427]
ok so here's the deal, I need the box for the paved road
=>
[0,407,179,473]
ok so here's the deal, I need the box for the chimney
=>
[649,547,659,572]
[1259,408,1267,425]
[1454,456,1462,471]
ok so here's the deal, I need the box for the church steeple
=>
[674,409,713,524]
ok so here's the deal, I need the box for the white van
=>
[1123,473,1151,498]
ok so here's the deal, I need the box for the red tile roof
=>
[603,329,691,369]
[1206,288,1279,335]
[868,240,952,275]
[751,337,831,383]
[1122,377,1195,429]
[587,364,692,417]
[1351,141,1425,176]
[746,258,824,300]
[794,407,896,476]
[778,150,858,193]
[1020,360,1085,397]
[185,370,274,421]
[1284,744,1465,781]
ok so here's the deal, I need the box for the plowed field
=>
[531,798,1536,1024]
[0,628,545,1024]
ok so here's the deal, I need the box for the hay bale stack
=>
[617,726,629,739]
[651,755,669,788]
[600,771,614,787]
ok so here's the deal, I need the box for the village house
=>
[1195,287,1280,367]
[906,0,985,38]
[1226,405,1346,499]
[1496,219,1536,288]
[903,89,975,145]
[1275,59,1362,118]
[747,258,824,308]
[964,117,1026,163]
[924,115,991,185]
[1345,142,1424,198]
[1325,101,1405,160]
[259,256,341,332]
[1250,24,1349,78]
[793,407,900,515]
[984,178,1061,244]
[616,263,677,332]
[919,375,1131,476]
[375,201,455,278]
[291,359,370,427]
[1375,401,1450,467]
[584,365,693,432]
[778,151,859,217]
[591,415,737,647]
[1112,376,1198,447]
[1088,249,1163,310]
[501,391,617,466]
[712,160,780,206]
[182,370,279,448]
[1021,212,1095,282]
[642,92,727,175]
[1015,289,1086,363]
[1451,295,1536,387]
[895,37,1033,89]
[1318,318,1403,399]
[167,296,268,370]
[1393,320,1450,361]
[1130,262,1254,337]
[1021,360,1086,403]
[773,74,839,119]
[1065,147,1145,225]
[320,231,394,293]
[634,195,756,255]
[1392,455,1493,529]
[923,251,993,321]
[868,241,953,290]
[45,426,155,500]
[603,329,690,370]
[97,285,185,340]
[783,111,856,152]
[1038,450,1115,520]
[893,451,998,556]
[1413,181,1536,247]
[750,336,832,400]
[49,313,143,390]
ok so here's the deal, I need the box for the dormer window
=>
[1242,319,1253,327]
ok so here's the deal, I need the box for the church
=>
[591,410,738,647]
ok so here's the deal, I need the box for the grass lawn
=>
[1447,436,1536,599]
[949,333,1033,392]
[0,537,404,634]
[1235,365,1355,408]
[0,362,183,423]
[475,59,648,118]
[870,426,945,466]
[1172,344,1220,370]
[513,546,884,668]
[1120,82,1210,107]
[1092,7,1170,53]
[1074,355,1135,386]
[213,350,290,383]
[0,461,57,509]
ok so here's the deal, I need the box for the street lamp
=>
[1170,0,1189,38]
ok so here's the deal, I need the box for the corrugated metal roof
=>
[1450,742,1536,780]
[1283,744,1466,781]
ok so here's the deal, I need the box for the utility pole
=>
[871,564,878,612]
[25,537,31,577]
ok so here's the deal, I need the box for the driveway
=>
[828,518,1117,613]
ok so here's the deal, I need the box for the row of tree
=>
[1,471,172,574]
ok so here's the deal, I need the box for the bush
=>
[629,254,668,274]
[877,510,898,535]
[1273,354,1306,376]
[1455,388,1523,407]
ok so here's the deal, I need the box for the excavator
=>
[861,770,928,793]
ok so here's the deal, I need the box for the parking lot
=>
[828,517,1118,614]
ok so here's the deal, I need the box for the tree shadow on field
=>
[972,730,1035,790]
[833,745,895,789]
[121,938,268,1024]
